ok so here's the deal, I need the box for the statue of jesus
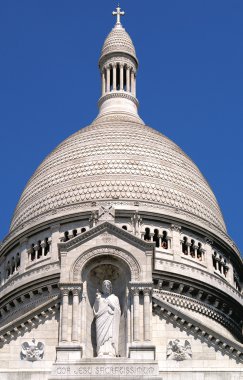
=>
[93,280,121,357]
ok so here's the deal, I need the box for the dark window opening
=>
[64,231,69,242]
[153,229,160,248]
[116,64,120,90]
[182,237,188,254]
[144,228,151,241]
[161,231,168,249]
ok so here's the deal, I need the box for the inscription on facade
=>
[55,365,157,377]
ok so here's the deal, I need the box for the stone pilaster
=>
[143,288,151,341]
[60,288,69,343]
[72,288,81,342]
[50,223,60,262]
[170,224,182,261]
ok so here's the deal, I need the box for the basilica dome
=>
[9,11,227,236]
[10,117,226,233]
[1,6,243,380]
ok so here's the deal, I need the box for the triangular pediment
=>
[58,221,155,253]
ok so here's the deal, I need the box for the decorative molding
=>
[152,296,243,362]
[98,91,139,108]
[72,247,140,282]
[0,299,60,348]
[153,289,241,340]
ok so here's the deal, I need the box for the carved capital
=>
[130,287,140,296]
[60,288,69,297]
[72,287,82,296]
[143,288,152,297]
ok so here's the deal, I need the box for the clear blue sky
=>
[0,1,242,252]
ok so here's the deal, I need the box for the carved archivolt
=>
[72,247,140,282]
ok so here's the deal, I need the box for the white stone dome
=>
[10,115,226,233]
[100,24,137,62]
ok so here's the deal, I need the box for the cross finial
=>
[112,4,125,25]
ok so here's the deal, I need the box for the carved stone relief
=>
[166,339,192,361]
[20,338,45,361]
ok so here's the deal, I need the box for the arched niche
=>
[81,254,132,358]
[71,246,140,283]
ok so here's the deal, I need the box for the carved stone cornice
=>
[0,298,60,348]
[0,262,60,300]
[59,283,82,295]
[129,282,153,295]
[152,296,243,362]
[153,289,241,340]
[0,282,59,327]
[98,92,139,108]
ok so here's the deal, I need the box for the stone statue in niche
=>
[21,338,45,361]
[166,339,192,361]
[93,279,121,357]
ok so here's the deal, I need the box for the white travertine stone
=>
[0,5,242,380]
[61,289,69,342]
[72,289,80,342]
[93,280,121,358]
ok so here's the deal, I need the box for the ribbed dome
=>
[10,116,226,233]
[100,24,137,62]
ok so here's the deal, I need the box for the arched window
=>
[11,257,15,273]
[73,229,77,237]
[197,243,202,260]
[161,231,168,249]
[81,228,86,233]
[144,228,151,241]
[64,231,69,242]
[44,238,50,255]
[16,253,21,269]
[182,237,188,254]
[212,252,217,269]
[190,239,195,258]
[122,225,127,231]
[153,229,160,248]
[116,64,120,90]
[218,256,222,273]
[6,261,11,278]
[37,240,42,259]
[110,65,114,91]
[123,65,127,91]
[31,244,35,261]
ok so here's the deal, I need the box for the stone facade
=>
[0,5,243,380]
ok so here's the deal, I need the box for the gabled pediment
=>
[58,221,155,253]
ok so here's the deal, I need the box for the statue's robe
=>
[93,293,121,357]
